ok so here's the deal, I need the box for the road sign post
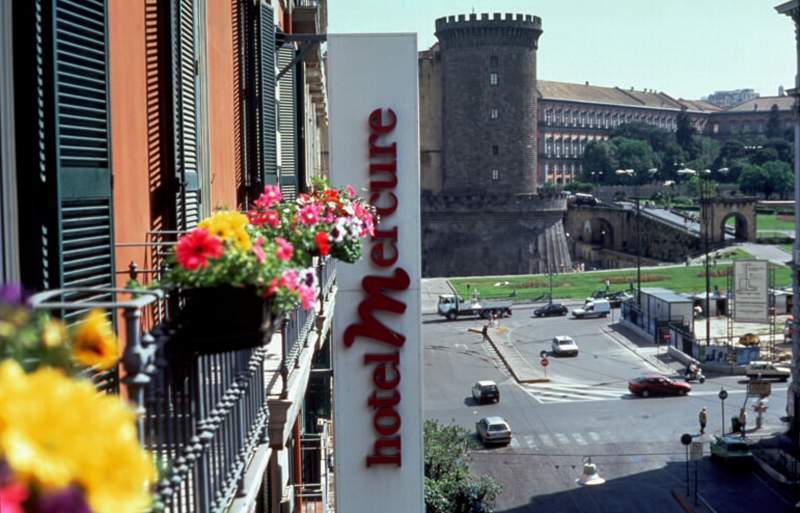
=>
[680,433,692,497]
[540,357,549,378]
[689,441,703,506]
[719,388,728,436]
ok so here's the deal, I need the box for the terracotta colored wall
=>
[110,0,173,288]
[109,0,149,287]
[207,0,241,211]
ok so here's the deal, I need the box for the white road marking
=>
[588,431,601,442]
[539,434,555,447]
[554,433,570,445]
[509,437,520,449]
[572,433,588,446]
[522,382,629,404]
[524,435,538,449]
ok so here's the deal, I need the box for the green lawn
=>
[451,264,792,302]
[780,244,794,254]
[727,213,794,233]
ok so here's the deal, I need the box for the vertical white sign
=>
[328,34,424,513]
[734,260,769,323]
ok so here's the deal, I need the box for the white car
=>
[746,361,791,381]
[475,416,512,446]
[552,335,579,356]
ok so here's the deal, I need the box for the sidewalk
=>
[479,326,549,384]
[603,322,675,374]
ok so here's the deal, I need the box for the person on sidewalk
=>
[699,407,708,435]
[739,407,748,438]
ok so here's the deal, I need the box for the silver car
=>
[476,416,512,446]
[551,335,579,356]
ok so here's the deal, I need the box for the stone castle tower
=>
[436,13,541,193]
[420,13,572,277]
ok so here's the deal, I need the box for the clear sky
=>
[328,0,795,100]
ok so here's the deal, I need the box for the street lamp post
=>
[616,168,656,302]
[776,0,800,445]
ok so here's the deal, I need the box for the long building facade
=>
[1,1,333,512]
[421,32,793,187]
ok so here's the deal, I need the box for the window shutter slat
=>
[171,0,201,230]
[259,2,278,186]
[47,0,114,299]
[277,45,297,200]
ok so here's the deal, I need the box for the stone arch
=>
[582,218,614,249]
[721,212,748,242]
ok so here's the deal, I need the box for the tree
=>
[764,138,793,163]
[763,160,794,198]
[752,146,780,166]
[425,420,502,513]
[581,140,617,182]
[613,137,656,183]
[737,164,766,196]
[766,104,782,139]
[676,109,696,155]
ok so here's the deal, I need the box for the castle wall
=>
[421,193,572,277]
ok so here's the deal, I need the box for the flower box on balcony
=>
[175,286,276,353]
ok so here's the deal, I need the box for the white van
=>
[571,299,611,319]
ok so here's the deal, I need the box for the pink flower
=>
[282,269,300,291]
[347,185,357,197]
[299,285,317,310]
[266,277,281,297]
[176,228,224,270]
[255,185,282,209]
[298,204,321,226]
[253,237,266,263]
[275,237,294,262]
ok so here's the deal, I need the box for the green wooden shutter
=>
[171,0,201,230]
[277,45,297,200]
[32,0,114,304]
[258,1,278,187]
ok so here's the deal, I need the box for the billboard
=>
[733,260,769,323]
[328,34,424,513]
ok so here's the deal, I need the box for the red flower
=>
[315,231,330,256]
[0,481,28,513]
[176,228,224,270]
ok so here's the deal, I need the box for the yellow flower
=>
[199,211,252,250]
[234,227,252,251]
[199,213,235,241]
[41,318,67,348]
[0,360,156,513]
[72,309,119,370]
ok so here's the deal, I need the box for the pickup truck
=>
[437,294,512,321]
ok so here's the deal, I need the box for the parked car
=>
[551,335,579,357]
[472,380,500,404]
[745,361,791,381]
[572,299,611,319]
[475,416,512,446]
[710,436,753,466]
[738,333,760,347]
[533,303,568,317]
[607,291,632,308]
[628,375,691,398]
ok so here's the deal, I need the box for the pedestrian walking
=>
[739,407,748,437]
[698,407,708,435]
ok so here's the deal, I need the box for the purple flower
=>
[38,487,92,513]
[0,284,24,305]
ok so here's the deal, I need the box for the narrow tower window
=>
[492,169,499,180]
[490,108,498,119]
[489,72,498,86]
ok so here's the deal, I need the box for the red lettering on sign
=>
[349,108,408,467]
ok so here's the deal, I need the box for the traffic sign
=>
[718,389,728,401]
[540,357,549,368]
[747,380,771,397]
[680,433,693,445]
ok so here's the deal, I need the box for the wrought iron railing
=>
[29,286,271,513]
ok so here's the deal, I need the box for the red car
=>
[628,375,691,398]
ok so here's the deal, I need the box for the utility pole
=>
[703,178,711,347]
[636,196,642,303]
[776,0,800,445]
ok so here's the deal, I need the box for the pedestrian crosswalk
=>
[521,382,629,404]
[505,430,617,451]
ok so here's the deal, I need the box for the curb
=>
[474,327,550,384]
[753,453,800,485]
[601,327,673,373]
[671,487,713,513]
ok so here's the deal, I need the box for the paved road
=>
[423,308,795,513]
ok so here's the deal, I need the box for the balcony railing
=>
[30,283,270,513]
